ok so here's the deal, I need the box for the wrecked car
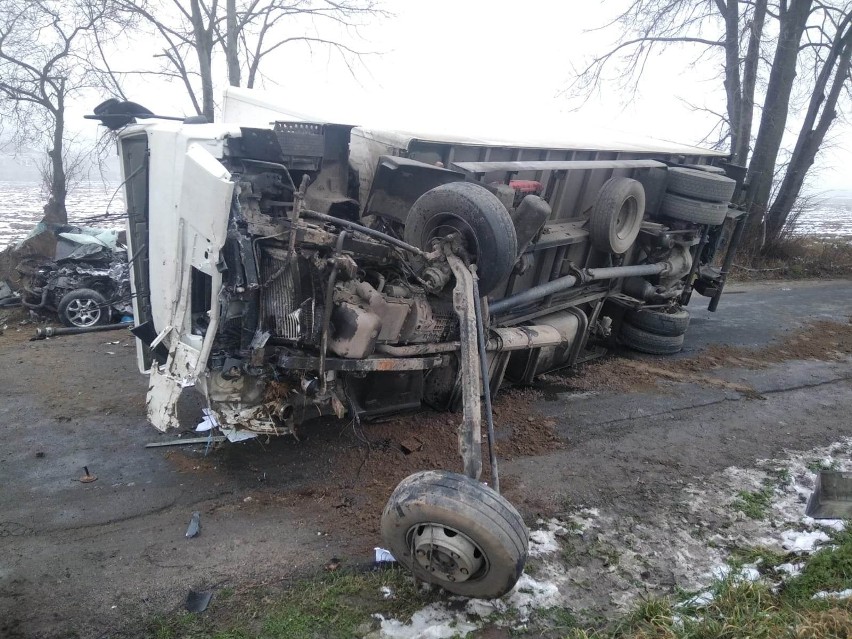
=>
[18,227,132,328]
[89,94,746,598]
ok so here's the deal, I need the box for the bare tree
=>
[569,0,766,166]
[110,0,384,122]
[765,7,852,242]
[0,0,110,224]
[570,0,852,250]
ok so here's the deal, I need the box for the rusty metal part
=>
[471,266,499,494]
[709,209,749,312]
[489,262,670,315]
[21,287,49,309]
[78,466,97,483]
[679,225,709,305]
[277,353,447,372]
[288,174,310,261]
[375,342,461,356]
[318,231,347,394]
[300,209,428,257]
[446,252,482,481]
[373,325,566,357]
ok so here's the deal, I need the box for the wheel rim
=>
[614,197,639,240]
[422,214,481,263]
[408,523,487,585]
[65,298,102,327]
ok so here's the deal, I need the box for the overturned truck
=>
[92,97,745,598]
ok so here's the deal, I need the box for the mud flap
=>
[145,143,234,432]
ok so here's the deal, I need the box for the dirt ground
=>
[0,279,851,638]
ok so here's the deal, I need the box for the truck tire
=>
[684,163,727,175]
[589,177,645,254]
[620,322,684,355]
[626,307,690,337]
[381,470,529,599]
[666,167,736,203]
[404,182,517,295]
[660,193,728,226]
[57,288,109,328]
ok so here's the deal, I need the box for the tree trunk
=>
[226,0,240,87]
[744,0,812,237]
[735,0,767,165]
[721,0,744,164]
[765,31,852,242]
[189,0,215,122]
[46,88,67,225]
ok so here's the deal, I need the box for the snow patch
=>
[780,529,830,552]
[776,563,803,578]
[529,519,569,556]
[466,573,562,622]
[373,603,477,638]
[813,589,852,600]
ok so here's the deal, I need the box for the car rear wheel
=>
[381,470,528,599]
[58,288,109,328]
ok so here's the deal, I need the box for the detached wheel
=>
[626,307,690,337]
[57,288,109,328]
[589,177,645,254]
[620,322,684,355]
[404,182,518,295]
[381,470,529,599]
[660,193,728,226]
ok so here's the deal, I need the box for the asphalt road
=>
[0,279,850,638]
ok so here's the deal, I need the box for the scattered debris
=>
[805,470,852,519]
[185,512,201,538]
[399,436,423,455]
[195,409,218,432]
[145,436,226,448]
[374,548,396,563]
[31,322,132,340]
[324,557,341,572]
[184,590,213,613]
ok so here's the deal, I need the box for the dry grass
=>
[560,528,852,639]
[732,236,852,281]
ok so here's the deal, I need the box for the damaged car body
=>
[96,96,745,598]
[18,230,132,327]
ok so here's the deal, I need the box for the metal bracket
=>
[446,253,482,480]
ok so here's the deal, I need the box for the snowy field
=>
[0,181,123,250]
[0,181,850,250]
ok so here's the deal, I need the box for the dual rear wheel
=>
[620,306,691,355]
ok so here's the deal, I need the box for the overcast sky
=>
[68,0,852,192]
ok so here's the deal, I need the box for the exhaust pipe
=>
[31,322,133,341]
